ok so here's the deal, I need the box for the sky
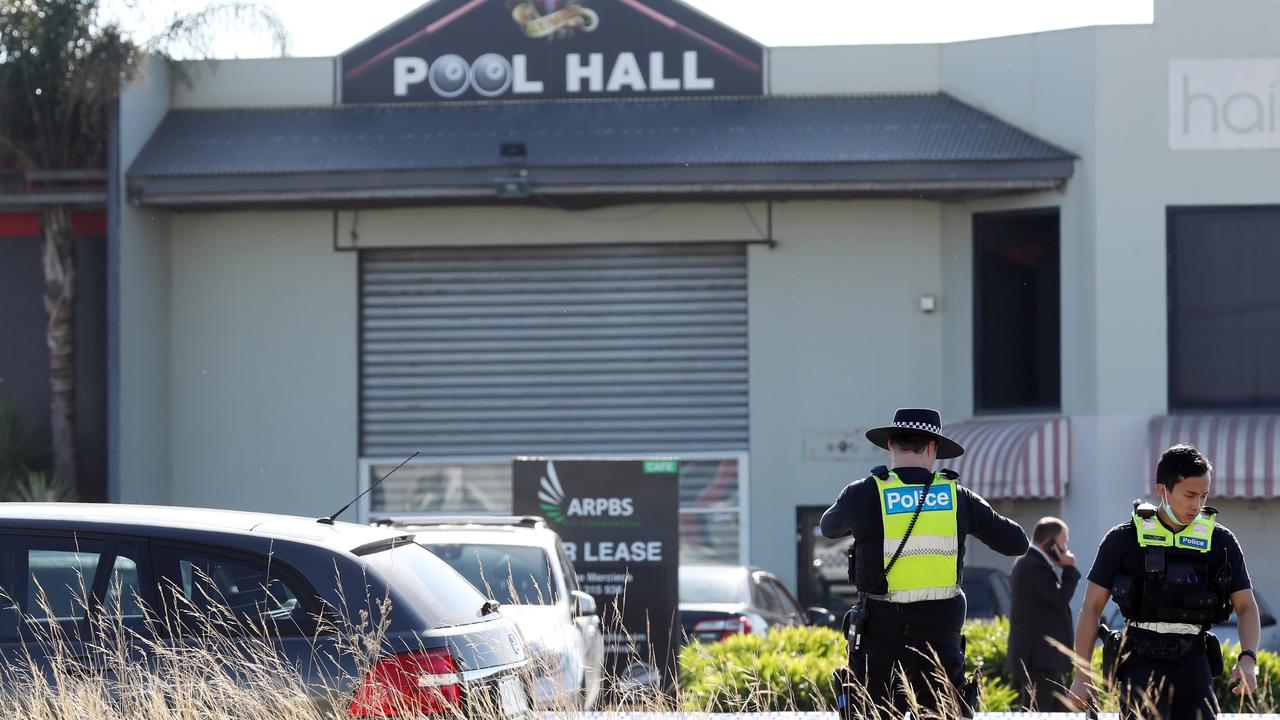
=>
[102,0,1153,59]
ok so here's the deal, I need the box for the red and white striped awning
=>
[944,417,1071,499]
[1149,415,1280,498]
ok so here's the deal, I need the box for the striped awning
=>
[944,418,1071,499]
[1149,415,1280,498]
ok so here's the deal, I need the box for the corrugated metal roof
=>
[125,93,1075,207]
[130,93,1071,177]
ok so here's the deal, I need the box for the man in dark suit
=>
[1007,516,1080,711]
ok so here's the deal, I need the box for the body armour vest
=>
[1119,509,1232,626]
[872,471,961,603]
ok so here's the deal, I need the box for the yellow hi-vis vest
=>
[873,472,961,603]
[1132,509,1215,552]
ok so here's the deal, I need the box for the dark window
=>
[767,578,805,623]
[420,543,558,606]
[1169,207,1280,409]
[99,542,150,628]
[154,545,315,637]
[974,209,1061,412]
[555,540,579,593]
[361,543,487,627]
[753,574,784,615]
[0,534,104,641]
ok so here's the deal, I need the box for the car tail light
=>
[691,615,752,640]
[349,648,462,717]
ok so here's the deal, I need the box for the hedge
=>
[677,618,1280,713]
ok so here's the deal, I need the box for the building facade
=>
[112,0,1280,611]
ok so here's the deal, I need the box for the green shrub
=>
[1210,641,1280,713]
[679,625,843,711]
[961,617,1011,684]
[679,621,1017,712]
[978,675,1019,712]
[677,617,1280,714]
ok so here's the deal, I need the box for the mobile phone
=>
[1046,542,1062,563]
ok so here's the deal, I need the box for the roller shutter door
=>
[360,243,748,458]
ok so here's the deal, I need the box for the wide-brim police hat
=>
[864,408,965,460]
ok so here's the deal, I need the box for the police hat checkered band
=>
[893,420,941,434]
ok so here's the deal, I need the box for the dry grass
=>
[0,575,1243,720]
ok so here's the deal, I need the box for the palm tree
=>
[0,0,285,494]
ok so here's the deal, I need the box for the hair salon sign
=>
[1170,58,1280,150]
[340,0,763,103]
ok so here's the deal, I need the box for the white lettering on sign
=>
[1170,58,1280,150]
[582,541,664,562]
[649,52,680,91]
[567,497,634,517]
[512,54,543,94]
[390,51,719,98]
[682,50,714,91]
[566,52,604,93]
[606,52,646,92]
[393,57,428,96]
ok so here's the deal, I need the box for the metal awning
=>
[945,417,1071,499]
[126,93,1075,209]
[1150,415,1280,498]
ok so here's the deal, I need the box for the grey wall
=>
[769,44,940,94]
[747,200,945,583]
[172,58,336,109]
[167,212,356,516]
[116,56,174,504]
[1086,0,1280,609]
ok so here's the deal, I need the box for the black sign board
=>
[341,0,763,103]
[513,458,680,688]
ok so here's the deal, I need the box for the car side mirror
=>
[1262,613,1277,628]
[806,606,836,627]
[571,590,597,617]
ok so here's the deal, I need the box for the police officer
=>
[1068,444,1260,719]
[821,408,1029,718]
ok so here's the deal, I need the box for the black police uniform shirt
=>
[819,466,1029,635]
[1087,515,1252,603]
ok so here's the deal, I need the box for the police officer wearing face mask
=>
[821,409,1029,718]
[1069,444,1260,720]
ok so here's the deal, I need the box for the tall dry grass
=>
[1,568,1233,720]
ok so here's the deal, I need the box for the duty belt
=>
[1124,629,1208,660]
[865,622,964,648]
[1127,620,1201,635]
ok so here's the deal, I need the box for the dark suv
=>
[0,503,532,718]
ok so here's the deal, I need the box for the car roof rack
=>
[371,515,546,529]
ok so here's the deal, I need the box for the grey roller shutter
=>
[360,243,747,458]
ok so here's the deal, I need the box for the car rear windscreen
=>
[420,544,557,606]
[362,543,488,627]
[679,568,747,604]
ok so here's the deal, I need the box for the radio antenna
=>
[317,451,419,525]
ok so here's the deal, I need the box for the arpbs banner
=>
[513,458,679,687]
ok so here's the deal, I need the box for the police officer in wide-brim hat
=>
[822,408,1029,718]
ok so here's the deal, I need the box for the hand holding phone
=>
[1046,542,1062,563]
[1050,542,1077,568]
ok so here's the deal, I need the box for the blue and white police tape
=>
[542,707,1280,712]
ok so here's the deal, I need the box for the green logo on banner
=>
[644,460,679,474]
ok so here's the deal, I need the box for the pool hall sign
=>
[340,0,764,103]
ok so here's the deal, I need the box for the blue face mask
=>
[1160,494,1196,526]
